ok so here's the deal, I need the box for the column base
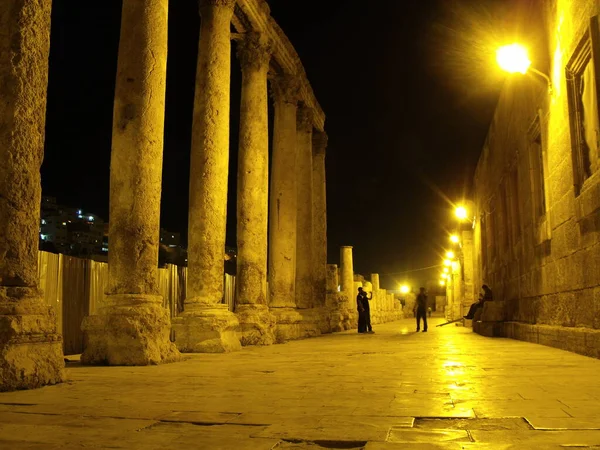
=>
[81,294,180,366]
[271,307,303,343]
[172,304,241,353]
[235,304,275,346]
[0,288,65,392]
[299,307,327,337]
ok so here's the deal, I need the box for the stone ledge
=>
[504,322,600,359]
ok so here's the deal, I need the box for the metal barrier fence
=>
[37,251,235,354]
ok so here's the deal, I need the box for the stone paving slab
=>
[2,317,600,448]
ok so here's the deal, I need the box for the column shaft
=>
[340,246,354,295]
[187,0,235,307]
[81,0,179,366]
[235,32,274,345]
[268,76,299,309]
[295,107,314,309]
[173,0,240,353]
[0,0,64,390]
[312,132,328,307]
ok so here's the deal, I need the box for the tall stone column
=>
[172,0,241,353]
[371,273,380,323]
[268,75,302,342]
[81,0,179,366]
[0,0,64,391]
[295,107,314,310]
[312,132,328,307]
[340,246,354,296]
[235,32,274,346]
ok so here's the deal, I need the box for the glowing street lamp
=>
[441,273,448,279]
[445,250,455,259]
[450,234,459,244]
[496,43,552,92]
[455,206,468,221]
[400,285,410,294]
[440,280,446,286]
[443,259,452,267]
[443,267,449,273]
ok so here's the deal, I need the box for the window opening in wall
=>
[530,117,546,219]
[566,16,600,194]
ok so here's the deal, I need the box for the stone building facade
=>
[471,0,600,357]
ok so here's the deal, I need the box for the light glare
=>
[497,44,531,74]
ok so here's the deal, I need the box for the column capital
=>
[236,32,272,72]
[312,131,328,156]
[270,74,300,105]
[198,0,236,10]
[297,105,314,133]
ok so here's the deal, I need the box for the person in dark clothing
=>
[416,287,428,332]
[362,288,374,333]
[357,287,367,333]
[463,284,493,319]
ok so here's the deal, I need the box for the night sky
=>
[42,0,514,289]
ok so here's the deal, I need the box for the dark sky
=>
[42,0,511,289]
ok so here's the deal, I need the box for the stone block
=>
[481,301,506,322]
[235,304,275,346]
[83,295,181,364]
[270,308,303,343]
[171,303,240,353]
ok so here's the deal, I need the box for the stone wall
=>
[472,0,600,356]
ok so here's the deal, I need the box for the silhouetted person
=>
[416,287,428,332]
[362,288,374,333]
[464,284,493,319]
[357,287,367,333]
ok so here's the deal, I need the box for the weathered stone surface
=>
[480,301,506,322]
[173,305,241,353]
[81,295,179,365]
[295,106,315,310]
[312,132,328,309]
[187,0,235,308]
[271,308,304,343]
[236,32,273,344]
[268,75,299,308]
[0,0,64,391]
[236,304,275,346]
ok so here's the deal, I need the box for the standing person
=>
[416,287,428,332]
[357,287,367,333]
[362,288,374,334]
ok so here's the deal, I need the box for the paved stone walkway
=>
[1,317,600,449]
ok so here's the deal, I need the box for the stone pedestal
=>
[473,301,506,338]
[0,0,64,390]
[272,308,304,343]
[235,32,274,346]
[82,295,179,365]
[172,304,240,353]
[178,0,241,352]
[235,304,275,346]
[81,0,179,365]
[326,264,352,332]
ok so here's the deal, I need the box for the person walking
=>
[416,287,428,332]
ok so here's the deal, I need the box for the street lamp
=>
[450,234,459,244]
[455,206,468,221]
[440,280,446,286]
[443,259,452,267]
[496,43,552,92]
[443,267,449,273]
[400,285,410,294]
[445,250,455,259]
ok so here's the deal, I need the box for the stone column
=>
[371,273,380,323]
[172,0,241,353]
[0,0,64,391]
[340,246,354,296]
[268,75,302,342]
[81,0,179,366]
[312,131,328,307]
[235,32,274,346]
[295,107,314,310]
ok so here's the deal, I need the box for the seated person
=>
[464,284,493,320]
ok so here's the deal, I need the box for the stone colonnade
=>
[0,0,336,391]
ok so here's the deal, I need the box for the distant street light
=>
[440,280,446,286]
[443,267,449,273]
[400,285,410,294]
[496,43,552,92]
[445,250,455,259]
[455,206,468,221]
[450,234,459,244]
[441,273,447,279]
[443,259,452,267]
